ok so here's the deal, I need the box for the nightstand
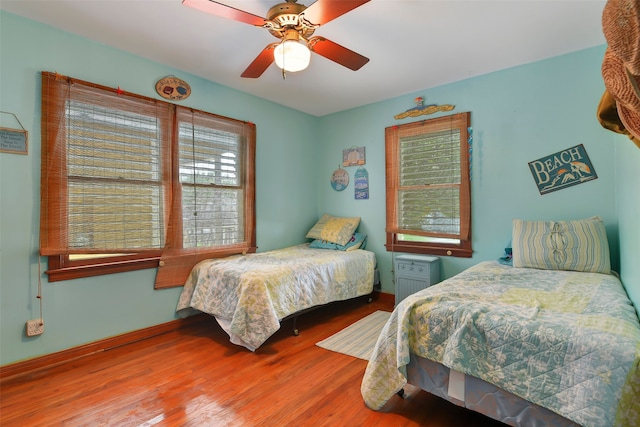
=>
[394,254,441,305]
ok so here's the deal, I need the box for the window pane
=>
[66,100,164,250]
[398,234,460,244]
[179,124,239,186]
[398,128,461,236]
[69,253,130,260]
[400,129,460,186]
[68,181,162,249]
[181,186,244,247]
[179,119,245,249]
[398,187,460,234]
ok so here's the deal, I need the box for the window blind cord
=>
[190,111,198,247]
[468,126,473,181]
[450,115,454,234]
[65,81,72,252]
[37,256,44,326]
[389,151,395,285]
[391,232,396,289]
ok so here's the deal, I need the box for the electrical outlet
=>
[26,319,44,336]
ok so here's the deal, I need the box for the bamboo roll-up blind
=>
[40,71,256,287]
[385,112,470,242]
[40,72,173,255]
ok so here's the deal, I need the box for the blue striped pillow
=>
[309,233,367,251]
[512,216,611,274]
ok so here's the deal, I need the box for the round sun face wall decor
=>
[155,76,191,101]
[330,168,349,191]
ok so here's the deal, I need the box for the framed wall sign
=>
[0,127,28,155]
[342,147,365,166]
[354,167,369,199]
[528,144,597,195]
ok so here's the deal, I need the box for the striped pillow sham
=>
[512,216,611,274]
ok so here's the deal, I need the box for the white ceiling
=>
[1,0,607,116]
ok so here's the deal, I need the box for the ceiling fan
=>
[182,0,370,78]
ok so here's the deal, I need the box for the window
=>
[385,112,472,257]
[40,72,256,287]
[177,109,246,249]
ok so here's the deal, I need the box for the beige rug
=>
[316,310,391,360]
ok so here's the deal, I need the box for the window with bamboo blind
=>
[385,112,472,257]
[40,72,256,287]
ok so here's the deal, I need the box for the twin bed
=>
[362,217,640,427]
[176,214,375,351]
[176,243,375,350]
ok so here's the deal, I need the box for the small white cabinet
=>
[394,255,440,305]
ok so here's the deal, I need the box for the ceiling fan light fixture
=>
[184,0,370,78]
[274,38,310,72]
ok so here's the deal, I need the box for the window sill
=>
[46,257,160,282]
[385,243,472,258]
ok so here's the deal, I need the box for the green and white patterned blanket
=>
[177,244,375,350]
[361,261,640,427]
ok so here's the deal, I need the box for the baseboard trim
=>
[0,313,207,383]
[2,293,392,383]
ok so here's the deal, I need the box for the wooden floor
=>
[0,296,507,427]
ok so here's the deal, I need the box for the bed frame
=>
[403,355,580,427]
[283,291,374,336]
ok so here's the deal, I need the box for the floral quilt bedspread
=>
[176,244,375,350]
[361,261,640,427]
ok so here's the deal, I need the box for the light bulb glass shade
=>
[274,40,311,72]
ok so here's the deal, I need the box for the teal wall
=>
[616,134,640,311]
[317,45,626,293]
[1,11,638,366]
[0,12,319,366]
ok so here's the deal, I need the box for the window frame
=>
[40,72,256,283]
[385,112,472,258]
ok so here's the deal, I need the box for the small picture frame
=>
[0,127,28,155]
[342,147,366,166]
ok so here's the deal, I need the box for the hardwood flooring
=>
[0,296,506,427]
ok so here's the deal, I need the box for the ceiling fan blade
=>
[241,43,279,78]
[308,37,369,71]
[301,0,370,26]
[182,0,266,26]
